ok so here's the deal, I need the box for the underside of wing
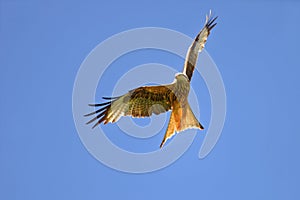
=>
[183,11,217,81]
[84,84,174,128]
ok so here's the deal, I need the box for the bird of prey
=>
[85,12,217,148]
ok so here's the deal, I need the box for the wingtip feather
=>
[88,102,110,107]
[92,122,100,129]
[102,96,119,100]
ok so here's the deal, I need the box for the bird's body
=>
[85,12,217,147]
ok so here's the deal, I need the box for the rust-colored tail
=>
[160,103,204,148]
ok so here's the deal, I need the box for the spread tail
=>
[160,103,204,148]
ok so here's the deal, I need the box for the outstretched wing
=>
[183,11,217,81]
[85,85,174,128]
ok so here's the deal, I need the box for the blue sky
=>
[1,0,300,199]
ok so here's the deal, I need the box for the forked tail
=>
[160,103,204,148]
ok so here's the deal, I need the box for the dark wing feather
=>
[183,11,217,81]
[84,85,174,128]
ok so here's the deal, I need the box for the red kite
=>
[85,12,217,148]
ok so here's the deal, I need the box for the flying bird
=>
[85,12,217,148]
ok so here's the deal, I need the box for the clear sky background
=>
[1,0,300,199]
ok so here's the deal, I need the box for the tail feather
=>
[180,103,204,131]
[160,103,204,148]
[160,110,177,148]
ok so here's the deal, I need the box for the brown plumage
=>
[85,11,217,148]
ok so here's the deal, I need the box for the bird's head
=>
[175,73,189,82]
[173,72,190,97]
